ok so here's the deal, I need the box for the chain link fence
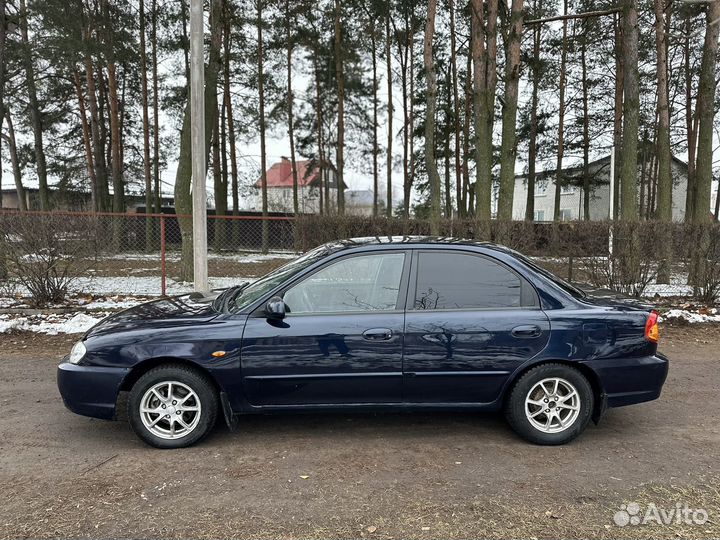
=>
[1,210,718,305]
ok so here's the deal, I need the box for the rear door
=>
[402,249,550,404]
[240,250,410,406]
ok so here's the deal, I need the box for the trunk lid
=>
[577,286,654,312]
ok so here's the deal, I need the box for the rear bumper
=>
[57,361,129,420]
[582,353,669,408]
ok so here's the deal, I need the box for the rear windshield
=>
[514,254,587,299]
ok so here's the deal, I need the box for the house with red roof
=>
[252,157,346,213]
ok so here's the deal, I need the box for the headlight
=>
[68,341,87,364]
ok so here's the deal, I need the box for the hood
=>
[578,286,653,311]
[85,295,220,338]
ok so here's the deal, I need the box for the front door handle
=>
[511,325,542,338]
[363,328,393,341]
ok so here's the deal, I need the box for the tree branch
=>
[524,7,622,25]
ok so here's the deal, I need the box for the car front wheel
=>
[128,365,218,449]
[505,363,593,445]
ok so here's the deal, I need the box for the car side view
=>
[57,237,669,448]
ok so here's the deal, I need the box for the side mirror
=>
[265,296,286,319]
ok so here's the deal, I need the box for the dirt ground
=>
[1,323,719,539]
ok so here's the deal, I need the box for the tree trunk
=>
[334,0,345,215]
[152,0,161,213]
[180,0,190,82]
[97,64,111,207]
[385,9,393,218]
[612,12,623,220]
[370,20,379,217]
[218,94,228,245]
[174,0,223,280]
[407,31,416,217]
[258,0,269,251]
[553,0,567,221]
[0,0,6,213]
[692,0,720,223]
[462,50,472,215]
[103,0,125,251]
[443,70,452,217]
[2,112,27,211]
[526,23,540,221]
[223,2,238,215]
[397,10,410,217]
[619,0,639,220]
[471,0,498,222]
[654,0,672,282]
[684,18,697,221]
[139,0,153,250]
[84,54,108,211]
[19,0,49,210]
[497,0,524,221]
[106,62,124,213]
[73,70,98,210]
[449,0,462,218]
[0,0,4,274]
[313,54,326,215]
[286,0,299,215]
[424,0,441,235]
[581,35,590,220]
[103,1,124,219]
[212,101,223,249]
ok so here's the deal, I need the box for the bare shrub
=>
[683,222,720,303]
[0,213,102,307]
[578,221,660,297]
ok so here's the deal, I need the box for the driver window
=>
[283,252,405,314]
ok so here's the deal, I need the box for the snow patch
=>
[0,312,106,335]
[661,308,720,324]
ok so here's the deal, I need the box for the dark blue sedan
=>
[57,237,668,448]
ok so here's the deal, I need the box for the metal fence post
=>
[160,214,167,296]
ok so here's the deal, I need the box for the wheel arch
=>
[119,357,222,396]
[502,359,606,423]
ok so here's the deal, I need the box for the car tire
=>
[128,364,218,449]
[504,363,593,445]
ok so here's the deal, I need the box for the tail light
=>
[645,311,660,343]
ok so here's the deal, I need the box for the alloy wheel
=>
[524,377,581,434]
[139,381,202,440]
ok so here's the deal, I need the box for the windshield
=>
[222,243,343,313]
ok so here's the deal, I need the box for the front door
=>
[403,250,550,404]
[240,250,410,406]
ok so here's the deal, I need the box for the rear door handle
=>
[363,328,393,341]
[511,325,542,338]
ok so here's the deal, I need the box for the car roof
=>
[324,236,519,257]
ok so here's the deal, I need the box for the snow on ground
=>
[69,276,245,296]
[661,308,720,324]
[0,312,107,335]
[106,251,297,263]
[2,276,250,299]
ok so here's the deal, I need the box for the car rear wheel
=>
[505,363,593,445]
[128,365,218,449]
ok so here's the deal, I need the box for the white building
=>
[512,155,691,221]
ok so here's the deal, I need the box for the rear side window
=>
[413,251,536,310]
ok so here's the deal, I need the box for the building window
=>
[534,210,545,221]
[534,181,547,197]
[561,185,576,195]
[559,209,573,221]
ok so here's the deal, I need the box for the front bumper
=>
[57,361,130,420]
[582,353,669,408]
